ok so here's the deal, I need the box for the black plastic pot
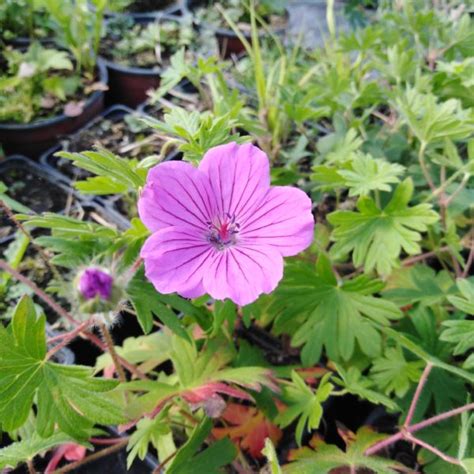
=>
[185,0,288,58]
[90,0,182,20]
[39,104,180,225]
[101,15,182,107]
[0,61,108,158]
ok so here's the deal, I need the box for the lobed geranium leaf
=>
[328,178,439,276]
[282,427,402,474]
[275,372,333,446]
[0,432,76,470]
[167,418,236,474]
[370,346,425,398]
[0,296,124,439]
[447,278,474,315]
[271,257,402,364]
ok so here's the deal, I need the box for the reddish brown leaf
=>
[213,403,283,458]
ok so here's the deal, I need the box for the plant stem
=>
[90,436,129,445]
[46,319,93,360]
[403,362,433,428]
[56,438,129,473]
[417,142,436,192]
[98,322,127,384]
[27,459,37,474]
[401,246,450,266]
[0,259,79,326]
[84,331,147,380]
[0,258,147,380]
[404,433,462,465]
[0,200,63,282]
[365,402,474,456]
[153,450,178,473]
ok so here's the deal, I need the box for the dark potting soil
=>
[50,113,159,181]
[1,167,70,214]
[125,0,176,13]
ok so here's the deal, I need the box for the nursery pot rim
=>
[0,59,108,131]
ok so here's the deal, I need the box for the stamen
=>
[206,213,240,250]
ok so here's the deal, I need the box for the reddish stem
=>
[46,319,93,360]
[405,433,462,466]
[403,362,433,428]
[365,402,474,456]
[0,259,79,326]
[89,437,128,445]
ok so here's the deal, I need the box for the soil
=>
[125,0,176,13]
[47,111,161,181]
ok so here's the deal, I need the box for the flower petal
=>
[239,186,314,256]
[141,227,212,297]
[203,245,283,306]
[138,161,216,233]
[199,142,270,219]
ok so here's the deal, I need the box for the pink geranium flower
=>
[138,142,314,306]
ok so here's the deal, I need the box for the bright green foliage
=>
[167,418,236,474]
[395,88,474,144]
[333,365,399,411]
[441,319,474,370]
[262,439,283,474]
[370,346,424,397]
[0,296,124,439]
[313,152,405,196]
[144,107,248,163]
[56,149,146,195]
[276,372,333,446]
[447,279,474,315]
[126,409,171,469]
[328,178,439,276]
[0,432,75,470]
[271,257,402,364]
[282,427,402,474]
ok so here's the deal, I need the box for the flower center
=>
[206,213,240,250]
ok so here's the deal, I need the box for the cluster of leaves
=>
[0,0,473,473]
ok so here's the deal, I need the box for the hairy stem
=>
[404,362,433,428]
[405,433,462,466]
[46,319,93,360]
[365,403,474,456]
[98,322,127,384]
[0,259,147,380]
[0,200,63,282]
[0,259,79,326]
[56,438,129,473]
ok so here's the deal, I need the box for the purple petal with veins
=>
[139,142,314,306]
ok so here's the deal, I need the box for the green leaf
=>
[338,154,405,196]
[370,346,424,397]
[167,418,236,474]
[395,88,474,144]
[56,149,145,194]
[328,178,439,276]
[271,259,402,363]
[127,269,190,340]
[334,365,399,411]
[262,438,282,474]
[282,427,402,474]
[441,320,474,369]
[447,278,474,314]
[0,297,124,438]
[126,409,171,469]
[0,432,75,470]
[275,372,333,446]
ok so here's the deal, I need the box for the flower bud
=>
[76,267,122,315]
[78,268,113,301]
